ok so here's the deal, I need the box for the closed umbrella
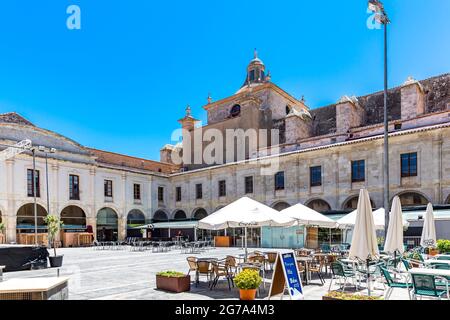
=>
[384,196,405,266]
[349,189,379,296]
[198,197,295,260]
[421,203,437,248]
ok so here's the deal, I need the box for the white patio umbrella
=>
[280,203,338,248]
[421,203,437,248]
[338,208,409,230]
[198,197,295,260]
[384,196,405,255]
[349,189,379,296]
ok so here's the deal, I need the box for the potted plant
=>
[323,291,383,300]
[156,271,190,293]
[44,215,64,267]
[437,239,450,254]
[234,269,262,300]
[140,228,146,238]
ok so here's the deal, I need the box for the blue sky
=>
[0,0,449,161]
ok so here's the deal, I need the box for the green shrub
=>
[437,239,450,254]
[44,215,63,256]
[234,269,262,290]
[0,222,5,233]
[157,271,186,277]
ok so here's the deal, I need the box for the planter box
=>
[156,275,190,293]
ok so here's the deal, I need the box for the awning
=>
[135,221,199,229]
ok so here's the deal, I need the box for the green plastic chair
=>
[379,266,411,300]
[436,255,450,261]
[328,262,355,292]
[411,274,449,300]
[402,258,413,271]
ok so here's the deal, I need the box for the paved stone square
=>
[2,246,411,300]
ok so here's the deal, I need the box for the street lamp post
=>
[368,0,390,238]
[31,148,38,245]
[39,146,56,217]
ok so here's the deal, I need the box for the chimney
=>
[284,107,312,144]
[401,76,425,120]
[335,96,364,134]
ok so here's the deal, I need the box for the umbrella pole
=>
[367,258,371,296]
[244,227,248,263]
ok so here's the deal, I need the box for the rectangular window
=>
[351,160,365,182]
[218,180,226,197]
[245,176,253,194]
[196,184,203,199]
[104,180,113,198]
[274,171,285,190]
[69,175,80,200]
[133,184,141,200]
[401,153,418,177]
[310,166,322,187]
[27,169,40,197]
[176,186,182,202]
[158,186,164,202]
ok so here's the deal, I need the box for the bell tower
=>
[242,49,268,87]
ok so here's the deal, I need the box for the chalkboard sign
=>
[268,251,304,300]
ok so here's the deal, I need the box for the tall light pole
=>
[39,146,56,217]
[368,0,390,238]
[31,148,38,245]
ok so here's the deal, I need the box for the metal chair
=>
[210,261,233,290]
[195,260,212,287]
[411,273,449,300]
[379,266,412,300]
[328,262,356,292]
[186,257,197,276]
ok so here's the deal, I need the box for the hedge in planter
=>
[437,239,450,254]
[323,291,383,300]
[156,271,190,293]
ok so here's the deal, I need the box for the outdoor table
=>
[409,268,450,278]
[296,256,313,285]
[424,259,450,266]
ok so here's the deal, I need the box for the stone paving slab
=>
[1,246,412,300]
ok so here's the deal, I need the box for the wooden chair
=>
[266,252,278,271]
[309,256,325,285]
[195,260,212,287]
[186,257,197,276]
[225,256,238,274]
[210,261,233,290]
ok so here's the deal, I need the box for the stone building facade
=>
[0,53,449,243]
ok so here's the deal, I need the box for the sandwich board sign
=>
[268,250,304,300]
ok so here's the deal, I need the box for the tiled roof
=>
[88,148,180,174]
[0,112,35,126]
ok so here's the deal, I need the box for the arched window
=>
[61,206,86,230]
[273,202,290,212]
[174,210,187,221]
[286,105,291,115]
[127,209,146,227]
[193,208,208,220]
[230,104,241,118]
[397,192,428,207]
[153,210,169,222]
[96,208,118,241]
[343,196,375,210]
[16,203,47,232]
[306,199,331,213]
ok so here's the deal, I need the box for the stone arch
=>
[127,209,146,227]
[126,209,146,238]
[394,191,430,207]
[173,210,187,221]
[192,208,208,220]
[153,210,169,222]
[96,207,119,241]
[214,206,225,213]
[60,205,87,230]
[16,203,48,232]
[271,201,291,211]
[305,198,332,213]
[342,195,376,210]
